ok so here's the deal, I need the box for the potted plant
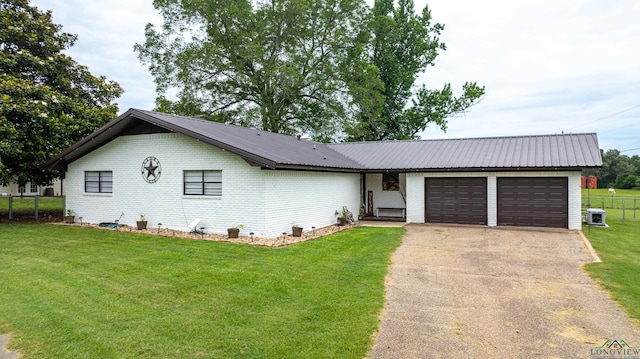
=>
[64,209,75,223]
[335,209,347,226]
[291,224,303,237]
[339,209,348,226]
[137,214,148,230]
[227,224,243,239]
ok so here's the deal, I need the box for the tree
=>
[346,0,484,141]
[583,149,639,188]
[600,150,636,188]
[0,0,123,187]
[135,0,370,142]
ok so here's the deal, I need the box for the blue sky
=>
[31,0,640,155]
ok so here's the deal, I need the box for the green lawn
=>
[582,188,640,215]
[582,188,640,325]
[0,224,404,359]
[583,220,640,324]
[0,197,64,220]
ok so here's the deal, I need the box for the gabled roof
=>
[328,133,602,171]
[44,109,365,172]
[44,109,602,172]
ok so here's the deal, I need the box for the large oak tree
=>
[137,0,484,142]
[0,0,123,187]
[136,0,371,142]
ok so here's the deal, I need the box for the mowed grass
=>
[0,197,64,221]
[0,224,404,359]
[582,188,640,212]
[582,189,640,324]
[0,196,64,211]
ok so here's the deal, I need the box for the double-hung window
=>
[85,171,113,193]
[184,170,222,196]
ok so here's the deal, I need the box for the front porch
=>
[362,172,408,223]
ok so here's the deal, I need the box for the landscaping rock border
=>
[52,222,358,247]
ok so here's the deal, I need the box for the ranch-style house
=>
[44,109,602,237]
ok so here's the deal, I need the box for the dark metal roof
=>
[44,109,602,172]
[328,133,602,171]
[44,109,364,172]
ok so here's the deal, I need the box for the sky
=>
[31,0,640,156]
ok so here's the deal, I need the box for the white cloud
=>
[32,0,161,111]
[29,0,640,155]
[420,0,640,155]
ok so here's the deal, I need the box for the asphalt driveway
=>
[370,224,640,359]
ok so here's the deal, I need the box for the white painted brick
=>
[65,133,359,237]
[487,175,497,226]
[262,171,360,237]
[66,132,583,235]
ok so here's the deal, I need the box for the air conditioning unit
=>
[586,208,606,226]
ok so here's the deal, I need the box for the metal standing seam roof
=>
[327,133,602,171]
[44,109,365,172]
[44,109,603,172]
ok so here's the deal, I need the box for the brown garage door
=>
[497,177,568,228]
[425,177,487,225]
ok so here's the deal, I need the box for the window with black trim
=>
[85,171,113,193]
[184,170,222,196]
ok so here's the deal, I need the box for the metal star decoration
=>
[141,156,161,183]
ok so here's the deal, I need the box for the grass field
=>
[582,188,640,221]
[0,224,404,359]
[582,188,640,324]
[0,197,64,220]
[0,196,63,211]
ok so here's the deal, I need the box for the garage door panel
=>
[426,178,487,225]
[497,177,568,228]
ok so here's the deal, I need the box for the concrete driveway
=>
[370,224,640,359]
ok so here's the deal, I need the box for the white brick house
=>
[45,109,602,236]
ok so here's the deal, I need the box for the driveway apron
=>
[370,224,640,359]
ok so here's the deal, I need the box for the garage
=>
[497,177,568,228]
[425,177,487,225]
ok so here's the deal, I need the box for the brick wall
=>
[263,170,360,237]
[65,132,360,237]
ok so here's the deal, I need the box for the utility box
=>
[586,208,606,226]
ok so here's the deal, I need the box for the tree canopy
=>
[137,0,483,142]
[0,0,123,187]
[584,149,640,189]
[346,0,484,141]
[136,0,370,142]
